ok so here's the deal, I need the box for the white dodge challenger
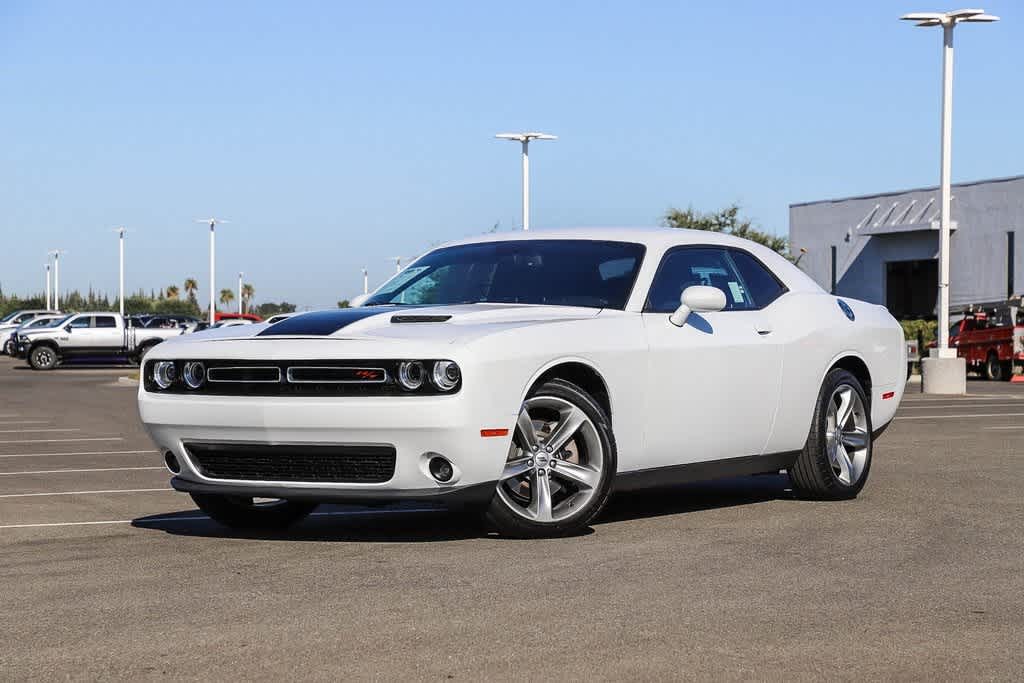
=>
[138,228,906,537]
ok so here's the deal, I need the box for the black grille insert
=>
[185,442,396,483]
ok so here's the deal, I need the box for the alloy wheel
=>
[496,395,605,523]
[824,384,869,486]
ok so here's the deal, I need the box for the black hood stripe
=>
[257,307,401,336]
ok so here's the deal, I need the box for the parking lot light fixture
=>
[362,268,369,295]
[196,218,229,325]
[495,132,557,231]
[899,9,999,357]
[237,272,243,315]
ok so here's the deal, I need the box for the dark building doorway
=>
[886,259,938,318]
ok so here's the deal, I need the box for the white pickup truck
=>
[17,312,186,370]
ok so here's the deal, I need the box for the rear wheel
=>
[790,369,872,500]
[28,346,59,371]
[984,352,1007,381]
[189,493,317,530]
[484,379,616,538]
[2,339,14,356]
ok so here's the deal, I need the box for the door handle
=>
[755,322,773,336]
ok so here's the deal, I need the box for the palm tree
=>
[241,283,254,314]
[166,285,180,300]
[184,278,198,305]
[219,288,235,307]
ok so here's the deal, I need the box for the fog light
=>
[164,451,181,474]
[153,361,178,389]
[428,456,454,483]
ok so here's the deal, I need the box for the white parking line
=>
[0,508,446,530]
[898,403,1023,409]
[0,421,50,425]
[0,466,164,476]
[0,428,80,433]
[0,437,123,444]
[0,449,154,459]
[984,426,1024,430]
[0,488,170,498]
[896,412,1024,420]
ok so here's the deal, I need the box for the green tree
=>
[662,204,788,256]
[219,288,235,308]
[241,283,255,314]
[166,285,180,300]
[184,278,199,307]
[253,301,297,318]
[337,299,350,308]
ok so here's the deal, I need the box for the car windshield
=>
[0,311,21,324]
[364,240,646,310]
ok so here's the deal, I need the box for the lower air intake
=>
[184,442,396,483]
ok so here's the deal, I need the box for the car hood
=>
[153,304,604,357]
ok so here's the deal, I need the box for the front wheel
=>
[484,379,616,538]
[790,369,872,500]
[2,339,13,356]
[28,346,59,371]
[189,493,317,530]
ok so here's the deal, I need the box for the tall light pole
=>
[900,9,998,392]
[196,218,229,325]
[237,271,244,315]
[112,227,127,317]
[44,262,52,310]
[495,132,557,230]
[48,250,65,311]
[389,256,406,274]
[362,268,369,295]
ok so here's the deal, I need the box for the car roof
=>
[438,227,760,251]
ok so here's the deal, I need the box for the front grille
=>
[185,442,396,483]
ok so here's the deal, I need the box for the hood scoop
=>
[390,314,452,324]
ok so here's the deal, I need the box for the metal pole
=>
[119,230,125,317]
[521,139,530,231]
[45,264,51,310]
[238,272,243,315]
[54,253,60,311]
[936,23,954,357]
[363,268,368,295]
[209,222,216,325]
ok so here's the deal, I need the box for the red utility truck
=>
[948,297,1024,381]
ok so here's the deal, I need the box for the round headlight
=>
[153,361,178,389]
[398,361,424,390]
[431,361,461,391]
[182,361,206,389]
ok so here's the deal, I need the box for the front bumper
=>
[139,389,516,501]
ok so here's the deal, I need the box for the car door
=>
[62,315,94,354]
[640,246,786,467]
[90,315,122,352]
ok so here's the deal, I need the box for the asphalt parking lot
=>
[1,357,1022,680]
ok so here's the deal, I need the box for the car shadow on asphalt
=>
[131,474,794,542]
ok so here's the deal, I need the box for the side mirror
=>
[349,294,370,308]
[64,324,73,333]
[669,286,727,327]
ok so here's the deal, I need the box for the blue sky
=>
[1,1,1021,309]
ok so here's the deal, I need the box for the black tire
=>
[790,368,873,500]
[484,378,616,538]
[2,339,13,356]
[130,342,157,366]
[189,493,317,530]
[984,352,1006,381]
[28,345,60,371]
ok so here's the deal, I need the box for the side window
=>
[729,250,786,309]
[95,316,117,328]
[15,313,35,324]
[69,316,92,328]
[645,248,753,313]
